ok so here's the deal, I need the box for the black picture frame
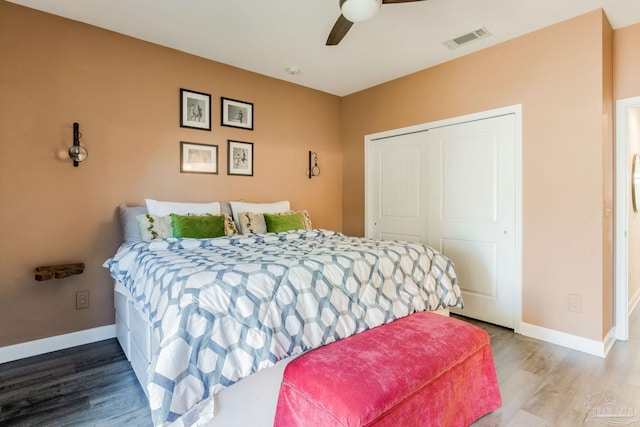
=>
[180,88,211,131]
[180,142,218,174]
[221,97,254,130]
[227,140,254,176]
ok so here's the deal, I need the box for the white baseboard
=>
[0,320,620,364]
[519,322,615,358]
[0,324,116,364]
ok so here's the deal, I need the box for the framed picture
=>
[180,142,218,174]
[221,97,253,130]
[180,88,211,131]
[227,140,253,176]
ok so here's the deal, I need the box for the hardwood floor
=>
[1,310,639,426]
[0,339,151,426]
[469,307,640,427]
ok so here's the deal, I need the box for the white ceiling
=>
[8,0,640,96]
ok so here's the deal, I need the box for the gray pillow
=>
[118,204,148,243]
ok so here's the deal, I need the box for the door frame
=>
[364,105,523,333]
[614,96,640,341]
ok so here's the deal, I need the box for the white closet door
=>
[366,131,429,243]
[426,114,516,327]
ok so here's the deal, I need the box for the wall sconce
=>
[69,122,88,167]
[308,151,320,179]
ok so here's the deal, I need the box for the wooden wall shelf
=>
[35,263,85,281]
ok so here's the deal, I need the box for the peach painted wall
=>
[601,14,614,339]
[0,2,342,347]
[341,10,613,340]
[614,23,640,100]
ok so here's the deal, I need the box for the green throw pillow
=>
[264,212,304,233]
[170,214,226,238]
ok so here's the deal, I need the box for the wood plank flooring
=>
[469,308,640,427]
[1,310,639,426]
[0,339,151,426]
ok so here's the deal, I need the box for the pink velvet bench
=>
[274,311,501,427]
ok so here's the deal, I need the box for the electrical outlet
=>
[568,293,582,313]
[76,290,89,309]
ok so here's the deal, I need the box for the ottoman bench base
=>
[274,312,501,427]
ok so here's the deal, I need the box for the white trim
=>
[630,287,640,315]
[614,97,640,341]
[367,105,521,141]
[520,322,615,358]
[0,325,116,364]
[602,327,617,357]
[365,104,523,334]
[513,105,523,335]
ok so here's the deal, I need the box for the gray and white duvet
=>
[104,229,463,426]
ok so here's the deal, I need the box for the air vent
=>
[443,27,492,50]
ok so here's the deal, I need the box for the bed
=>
[105,200,463,426]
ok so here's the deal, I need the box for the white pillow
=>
[145,199,221,217]
[229,201,290,226]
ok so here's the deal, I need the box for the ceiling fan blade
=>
[326,14,354,46]
[382,0,426,3]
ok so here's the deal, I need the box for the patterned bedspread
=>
[104,229,462,426]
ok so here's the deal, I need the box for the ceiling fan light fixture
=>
[341,0,382,23]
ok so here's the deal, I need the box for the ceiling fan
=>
[326,0,427,46]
